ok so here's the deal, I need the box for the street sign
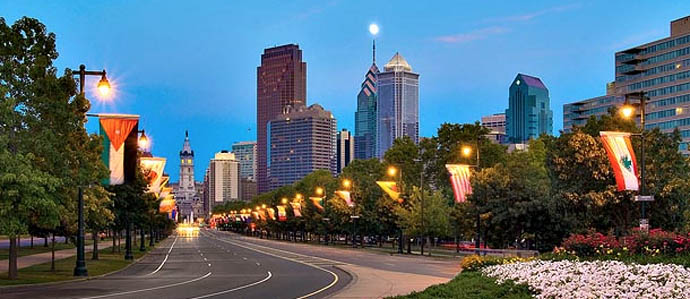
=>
[350,215,360,219]
[639,218,649,231]
[635,195,655,202]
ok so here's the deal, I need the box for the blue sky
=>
[3,1,688,182]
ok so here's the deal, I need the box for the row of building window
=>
[644,46,690,66]
[645,117,690,130]
[641,34,690,56]
[652,93,690,108]
[646,81,690,97]
[628,69,690,90]
[617,59,690,83]
[645,108,678,120]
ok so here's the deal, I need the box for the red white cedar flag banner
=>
[99,116,138,185]
[376,181,401,203]
[446,164,473,203]
[310,197,325,212]
[600,131,639,191]
[267,208,276,221]
[277,206,287,221]
[140,157,166,196]
[290,202,302,217]
[335,190,354,207]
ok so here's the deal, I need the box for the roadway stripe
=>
[203,231,339,299]
[147,236,178,275]
[78,272,212,299]
[187,271,272,299]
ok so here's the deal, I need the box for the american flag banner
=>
[446,164,473,203]
[290,202,302,217]
[335,190,354,207]
[277,206,287,221]
[310,197,325,212]
[267,208,276,221]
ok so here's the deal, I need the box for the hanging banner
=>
[291,202,302,217]
[310,197,325,212]
[267,207,276,220]
[335,190,354,207]
[140,157,166,196]
[252,211,260,220]
[99,114,139,185]
[600,131,639,191]
[376,181,401,203]
[446,164,473,203]
[277,206,287,221]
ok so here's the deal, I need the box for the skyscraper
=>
[336,129,354,173]
[355,41,379,160]
[174,130,199,221]
[209,151,240,209]
[377,52,419,157]
[268,104,336,190]
[231,141,257,180]
[505,73,553,143]
[257,44,307,193]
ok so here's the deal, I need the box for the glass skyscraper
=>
[505,73,553,143]
[354,61,379,160]
[377,52,419,157]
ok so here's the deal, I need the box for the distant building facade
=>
[174,131,201,222]
[481,113,508,144]
[336,129,354,173]
[355,42,379,160]
[268,104,336,190]
[209,151,240,209]
[232,141,257,181]
[563,93,625,133]
[257,44,307,193]
[377,52,419,157]
[505,73,553,143]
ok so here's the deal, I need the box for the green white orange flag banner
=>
[140,157,166,196]
[99,115,139,185]
[290,202,302,217]
[267,207,276,221]
[600,131,639,191]
[277,206,287,221]
[310,197,325,212]
[335,190,354,207]
[446,164,473,203]
[376,181,401,203]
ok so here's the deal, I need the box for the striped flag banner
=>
[140,157,166,196]
[600,131,639,191]
[99,114,139,185]
[376,181,401,203]
[310,197,325,212]
[446,164,473,203]
[277,206,287,221]
[267,208,276,221]
[335,190,354,207]
[290,202,302,217]
[252,211,260,220]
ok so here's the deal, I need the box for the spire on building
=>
[373,39,376,65]
[181,130,194,156]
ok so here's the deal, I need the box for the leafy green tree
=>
[395,187,451,241]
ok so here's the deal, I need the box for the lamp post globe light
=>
[70,64,111,277]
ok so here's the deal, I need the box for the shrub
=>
[460,255,534,271]
[558,229,690,258]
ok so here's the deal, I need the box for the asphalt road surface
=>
[1,230,350,299]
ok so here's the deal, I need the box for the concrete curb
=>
[0,236,170,289]
[328,265,357,298]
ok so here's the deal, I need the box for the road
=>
[1,229,350,299]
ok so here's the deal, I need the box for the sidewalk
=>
[332,264,450,298]
[0,241,116,273]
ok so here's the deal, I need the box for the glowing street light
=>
[138,130,149,150]
[387,166,398,177]
[295,193,303,200]
[315,187,324,197]
[97,74,111,96]
[281,197,288,205]
[620,105,635,119]
[342,179,352,189]
[461,146,473,158]
[261,204,267,209]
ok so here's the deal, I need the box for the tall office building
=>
[613,16,690,153]
[336,129,354,173]
[563,93,625,133]
[268,104,336,190]
[232,141,257,180]
[355,41,379,160]
[505,73,553,143]
[209,151,240,209]
[257,44,307,193]
[377,52,419,157]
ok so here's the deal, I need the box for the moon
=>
[369,23,379,36]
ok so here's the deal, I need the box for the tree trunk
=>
[8,234,18,279]
[44,236,48,247]
[112,230,116,253]
[65,235,69,244]
[50,234,56,272]
[30,235,34,249]
[92,230,99,260]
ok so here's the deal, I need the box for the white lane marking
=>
[79,272,212,299]
[188,271,272,299]
[204,258,208,261]
[242,257,247,260]
[256,262,261,266]
[203,231,339,299]
[208,263,211,267]
[147,236,178,275]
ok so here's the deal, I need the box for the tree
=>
[395,187,451,242]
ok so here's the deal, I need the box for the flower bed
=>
[482,259,690,298]
[557,229,690,257]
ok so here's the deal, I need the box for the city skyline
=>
[4,1,690,182]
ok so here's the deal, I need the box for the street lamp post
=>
[412,158,426,256]
[387,166,404,254]
[462,139,481,255]
[621,91,652,230]
[71,64,110,277]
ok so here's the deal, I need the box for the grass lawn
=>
[0,240,159,286]
[390,270,533,299]
[0,239,102,261]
